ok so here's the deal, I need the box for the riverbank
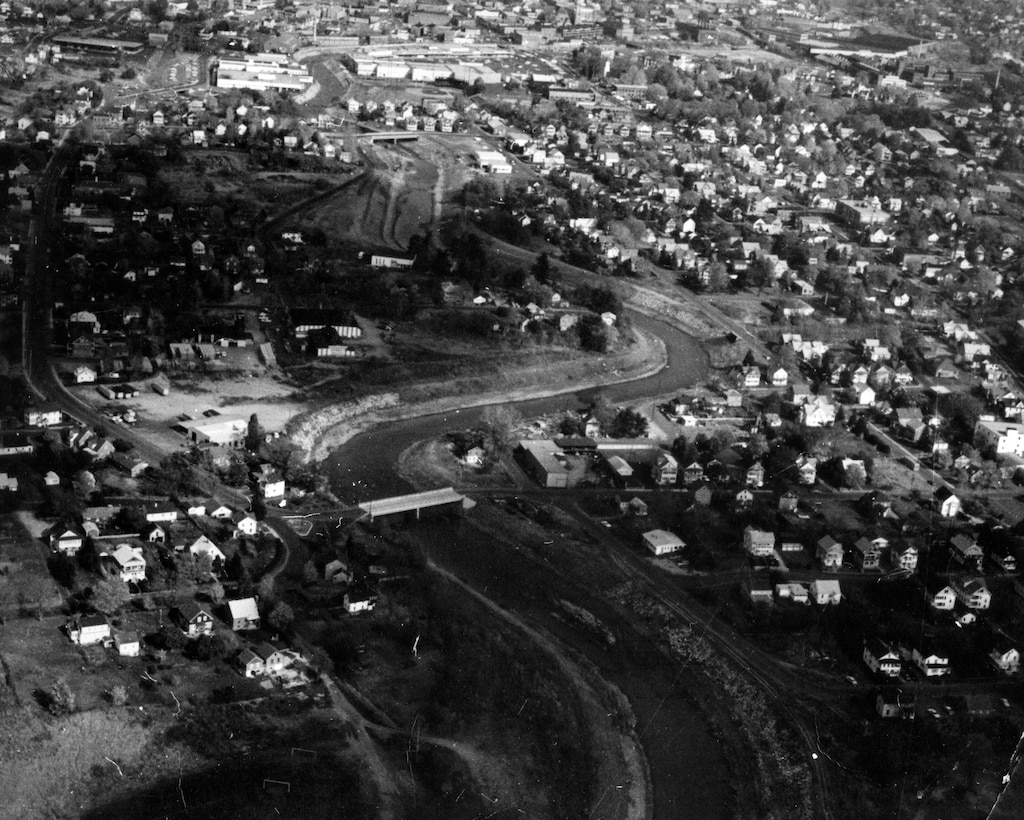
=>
[289,324,667,464]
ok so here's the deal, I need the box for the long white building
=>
[215,53,313,92]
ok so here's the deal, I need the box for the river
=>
[325,311,711,501]
[319,314,739,820]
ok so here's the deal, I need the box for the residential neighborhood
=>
[3,0,1024,817]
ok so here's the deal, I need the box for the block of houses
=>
[104,544,146,583]
[809,579,842,605]
[816,535,844,571]
[114,630,140,657]
[227,597,260,631]
[990,638,1020,674]
[68,613,110,645]
[950,533,983,571]
[173,602,215,637]
[852,537,882,571]
[876,688,915,719]
[952,577,991,610]
[863,638,902,677]
[743,526,775,557]
[912,644,950,677]
[642,529,685,556]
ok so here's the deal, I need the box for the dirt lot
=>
[69,370,306,451]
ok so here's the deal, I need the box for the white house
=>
[809,579,842,605]
[105,544,146,583]
[642,529,685,556]
[227,597,260,631]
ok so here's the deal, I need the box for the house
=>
[252,464,286,499]
[642,529,685,556]
[50,527,84,554]
[344,590,377,614]
[809,579,842,605]
[801,397,836,427]
[68,613,110,646]
[912,644,951,677]
[232,512,259,537]
[746,462,765,488]
[143,501,179,523]
[816,536,844,571]
[852,537,882,571]
[925,578,957,610]
[240,648,265,678]
[876,688,916,719]
[734,488,754,510]
[254,642,287,675]
[227,597,260,631]
[620,496,648,517]
[952,577,991,610]
[189,535,226,567]
[795,457,818,485]
[209,505,233,519]
[105,544,146,583]
[775,582,809,604]
[24,404,62,427]
[770,367,789,387]
[463,447,485,467]
[743,527,775,558]
[174,602,215,637]
[692,482,714,507]
[324,559,352,585]
[990,638,1020,674]
[114,630,140,657]
[989,546,1017,573]
[746,579,774,606]
[935,487,960,518]
[651,452,678,486]
[891,543,919,572]
[778,490,799,513]
[950,533,983,571]
[683,462,705,484]
[863,638,902,677]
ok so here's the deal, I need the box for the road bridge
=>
[357,486,474,521]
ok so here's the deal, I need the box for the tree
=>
[609,408,649,439]
[578,313,611,352]
[479,404,522,453]
[90,577,130,614]
[245,413,264,452]
[46,679,77,716]
[268,601,295,634]
[302,560,319,585]
[531,252,554,286]
[108,685,128,706]
[48,553,77,589]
